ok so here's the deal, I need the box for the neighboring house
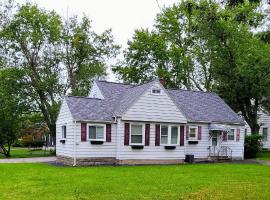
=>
[245,112,270,149]
[56,79,245,166]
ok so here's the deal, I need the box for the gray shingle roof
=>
[167,89,244,124]
[64,80,244,124]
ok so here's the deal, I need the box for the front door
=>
[210,131,220,147]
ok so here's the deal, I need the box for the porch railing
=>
[208,146,232,160]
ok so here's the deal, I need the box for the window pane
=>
[131,135,142,143]
[171,126,178,144]
[131,125,142,135]
[161,126,168,144]
[228,129,235,140]
[96,126,104,139]
[89,126,96,139]
[62,126,66,138]
[189,128,196,138]
[263,128,268,141]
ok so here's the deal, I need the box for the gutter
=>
[73,120,77,167]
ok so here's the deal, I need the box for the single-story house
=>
[245,112,270,149]
[56,79,245,166]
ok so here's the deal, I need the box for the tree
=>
[0,2,119,142]
[62,15,119,96]
[0,68,28,157]
[114,0,270,133]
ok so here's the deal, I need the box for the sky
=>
[18,0,179,80]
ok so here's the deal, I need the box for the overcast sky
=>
[18,0,179,80]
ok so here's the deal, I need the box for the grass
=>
[0,163,270,200]
[256,151,270,160]
[0,147,53,159]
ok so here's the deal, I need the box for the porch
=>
[208,124,233,160]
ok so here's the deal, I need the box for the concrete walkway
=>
[0,156,56,163]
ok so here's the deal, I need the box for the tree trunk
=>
[250,123,260,135]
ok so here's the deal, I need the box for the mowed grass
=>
[0,163,270,200]
[0,148,53,159]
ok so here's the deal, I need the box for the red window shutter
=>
[223,131,227,142]
[198,126,202,140]
[145,124,150,146]
[81,123,87,142]
[236,128,240,141]
[106,124,111,142]
[155,124,160,146]
[186,125,189,140]
[180,125,185,146]
[124,123,130,145]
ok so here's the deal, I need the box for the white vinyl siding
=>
[122,82,187,123]
[56,99,74,157]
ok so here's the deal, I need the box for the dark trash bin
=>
[185,154,194,163]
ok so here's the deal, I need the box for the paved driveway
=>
[0,156,56,163]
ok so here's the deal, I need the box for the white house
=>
[56,79,245,166]
[245,112,270,149]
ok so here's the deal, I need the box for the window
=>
[62,125,66,139]
[263,128,268,141]
[88,125,105,141]
[161,125,179,145]
[171,126,178,144]
[228,129,235,141]
[161,126,168,144]
[130,124,144,145]
[189,127,197,140]
[151,88,161,94]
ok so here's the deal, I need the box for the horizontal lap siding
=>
[185,124,210,159]
[56,99,74,157]
[246,113,270,149]
[122,82,187,123]
[117,121,185,160]
[221,125,244,159]
[74,122,117,158]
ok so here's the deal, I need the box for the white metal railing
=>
[208,146,232,160]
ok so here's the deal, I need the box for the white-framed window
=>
[160,125,179,145]
[151,87,161,95]
[228,129,235,141]
[88,124,106,141]
[263,127,268,141]
[61,125,67,139]
[189,126,198,141]
[130,123,145,145]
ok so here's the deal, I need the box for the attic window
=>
[151,88,161,95]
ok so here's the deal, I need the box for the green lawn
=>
[0,163,270,200]
[0,147,53,159]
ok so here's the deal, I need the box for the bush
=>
[22,140,44,148]
[244,134,263,159]
[12,140,23,147]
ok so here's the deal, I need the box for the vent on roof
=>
[151,88,161,95]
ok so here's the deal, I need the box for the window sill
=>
[188,140,198,144]
[164,145,176,150]
[131,145,144,149]
[90,140,104,145]
[60,139,66,144]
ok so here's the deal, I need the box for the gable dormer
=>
[122,80,187,123]
[88,81,104,99]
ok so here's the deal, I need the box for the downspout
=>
[73,120,77,167]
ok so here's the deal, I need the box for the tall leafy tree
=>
[114,0,270,133]
[0,68,28,157]
[0,2,119,142]
[62,15,119,96]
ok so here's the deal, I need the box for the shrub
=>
[244,134,263,159]
[12,140,23,147]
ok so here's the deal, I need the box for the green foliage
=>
[114,0,270,133]
[0,68,28,157]
[244,134,263,158]
[0,1,119,140]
